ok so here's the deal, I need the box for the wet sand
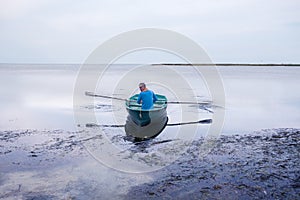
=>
[124,128,300,199]
[1,128,299,199]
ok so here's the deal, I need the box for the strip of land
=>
[152,63,300,67]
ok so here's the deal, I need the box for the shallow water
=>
[0,64,299,199]
[219,66,300,134]
[0,64,299,132]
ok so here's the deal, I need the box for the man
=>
[137,83,158,110]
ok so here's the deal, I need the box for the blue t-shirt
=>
[137,90,158,110]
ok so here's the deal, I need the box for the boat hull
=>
[125,94,168,139]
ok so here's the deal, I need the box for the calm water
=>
[0,64,299,133]
[1,64,299,199]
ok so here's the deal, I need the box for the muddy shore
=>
[1,128,299,199]
[125,128,300,199]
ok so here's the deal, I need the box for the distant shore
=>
[1,63,300,67]
[152,63,300,67]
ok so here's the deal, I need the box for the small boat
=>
[125,94,168,139]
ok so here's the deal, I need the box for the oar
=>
[86,123,125,128]
[85,119,212,128]
[85,91,130,102]
[167,101,211,105]
[85,92,160,108]
[85,91,211,105]
[166,119,212,126]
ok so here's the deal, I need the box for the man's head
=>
[139,83,146,91]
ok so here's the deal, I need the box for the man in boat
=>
[136,83,158,126]
[137,82,158,109]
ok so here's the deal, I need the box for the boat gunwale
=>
[126,94,168,112]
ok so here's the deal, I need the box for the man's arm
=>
[137,93,142,104]
[153,92,158,103]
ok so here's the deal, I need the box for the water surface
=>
[0,64,299,199]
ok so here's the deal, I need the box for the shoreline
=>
[1,63,300,67]
[0,127,299,199]
[125,128,300,199]
[152,63,300,67]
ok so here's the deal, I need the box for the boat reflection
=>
[125,94,168,140]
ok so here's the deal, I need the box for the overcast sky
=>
[1,0,299,63]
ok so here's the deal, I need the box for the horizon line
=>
[1,62,300,66]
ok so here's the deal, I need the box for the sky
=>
[0,0,300,64]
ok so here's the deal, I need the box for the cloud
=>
[0,0,300,63]
[0,0,50,20]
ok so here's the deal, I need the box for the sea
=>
[0,63,299,132]
[0,63,299,199]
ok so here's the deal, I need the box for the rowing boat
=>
[125,94,168,139]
